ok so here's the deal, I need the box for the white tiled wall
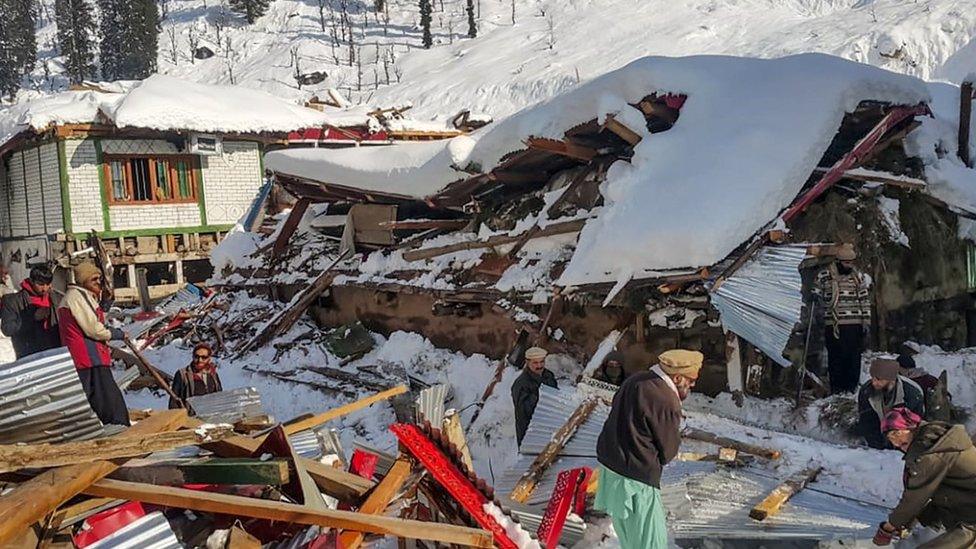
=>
[109,204,201,230]
[200,141,263,225]
[63,138,104,232]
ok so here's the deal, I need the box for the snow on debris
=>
[551,54,928,285]
[264,136,476,199]
[0,89,123,148]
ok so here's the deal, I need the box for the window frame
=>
[102,154,200,206]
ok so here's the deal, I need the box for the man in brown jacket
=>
[873,406,976,548]
[594,349,702,548]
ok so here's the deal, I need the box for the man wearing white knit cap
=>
[511,346,557,446]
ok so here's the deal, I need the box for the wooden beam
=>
[379,219,469,231]
[185,418,374,502]
[338,458,413,549]
[441,412,474,472]
[0,409,188,546]
[83,478,493,547]
[402,218,587,262]
[961,80,973,168]
[0,425,233,473]
[525,137,597,162]
[682,427,781,460]
[812,167,925,190]
[272,198,312,259]
[749,466,822,521]
[510,399,599,503]
[112,458,290,486]
[602,115,642,146]
[280,385,409,437]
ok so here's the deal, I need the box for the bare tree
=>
[167,25,179,64]
[187,28,199,63]
[290,46,302,89]
[393,64,403,83]
[511,0,515,24]
[383,46,391,84]
[356,45,363,91]
[545,10,554,49]
[447,14,454,44]
[316,0,327,31]
[159,0,170,20]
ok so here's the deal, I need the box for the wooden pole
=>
[681,427,781,460]
[0,409,187,546]
[441,411,474,471]
[749,466,822,520]
[279,385,409,437]
[401,218,586,262]
[0,425,233,473]
[84,478,494,547]
[338,457,414,549]
[124,337,186,409]
[510,399,599,503]
[960,81,973,168]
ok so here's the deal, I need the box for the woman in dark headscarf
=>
[595,350,627,386]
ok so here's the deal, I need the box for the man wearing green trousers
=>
[594,349,703,548]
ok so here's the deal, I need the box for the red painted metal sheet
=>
[536,467,591,549]
[390,423,519,549]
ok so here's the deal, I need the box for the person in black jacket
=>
[0,265,60,359]
[511,346,557,446]
[857,357,924,449]
[595,349,702,548]
[170,343,223,409]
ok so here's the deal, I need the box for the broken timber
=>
[749,466,823,521]
[184,417,374,502]
[402,218,587,262]
[441,411,474,472]
[338,457,413,549]
[510,398,600,503]
[237,250,351,356]
[0,424,233,473]
[112,458,290,486]
[682,427,782,460]
[83,478,494,547]
[601,114,642,145]
[525,136,598,161]
[0,409,188,546]
[279,385,409,437]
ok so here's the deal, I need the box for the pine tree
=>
[0,0,37,97]
[466,0,476,38]
[55,0,96,84]
[419,0,432,49]
[228,0,271,24]
[98,0,158,80]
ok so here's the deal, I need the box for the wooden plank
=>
[402,218,587,262]
[510,399,599,503]
[525,137,597,162]
[0,409,188,546]
[961,80,973,168]
[83,478,493,548]
[602,115,642,146]
[749,466,822,521]
[0,425,233,473]
[184,418,374,502]
[682,427,781,460]
[812,167,925,190]
[441,412,474,471]
[280,385,409,437]
[112,458,290,486]
[272,197,312,259]
[379,219,469,231]
[338,458,413,549]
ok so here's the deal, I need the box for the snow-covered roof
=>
[265,53,934,284]
[264,137,476,199]
[0,75,350,149]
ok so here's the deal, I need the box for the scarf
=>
[650,364,681,401]
[22,279,51,328]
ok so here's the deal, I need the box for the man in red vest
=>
[58,262,129,426]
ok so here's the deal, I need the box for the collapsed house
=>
[233,53,976,398]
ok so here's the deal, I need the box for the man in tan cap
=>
[815,246,871,394]
[857,357,924,449]
[511,346,557,446]
[57,262,129,426]
[595,349,703,548]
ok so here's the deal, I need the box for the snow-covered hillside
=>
[21,0,976,122]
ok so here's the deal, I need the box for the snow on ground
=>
[0,336,14,365]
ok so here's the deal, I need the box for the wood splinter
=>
[749,466,823,521]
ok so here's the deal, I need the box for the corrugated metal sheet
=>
[507,501,587,547]
[711,244,809,367]
[0,347,106,444]
[495,455,597,507]
[352,441,397,477]
[123,284,206,338]
[84,512,181,549]
[663,461,886,541]
[290,426,344,461]
[519,385,608,457]
[187,387,265,424]
[415,384,448,426]
[113,366,141,391]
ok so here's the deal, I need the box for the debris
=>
[681,427,782,460]
[749,466,824,521]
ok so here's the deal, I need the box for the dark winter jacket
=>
[596,367,683,489]
[511,367,557,446]
[889,422,976,530]
[0,281,61,359]
[857,376,925,449]
[169,364,223,409]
